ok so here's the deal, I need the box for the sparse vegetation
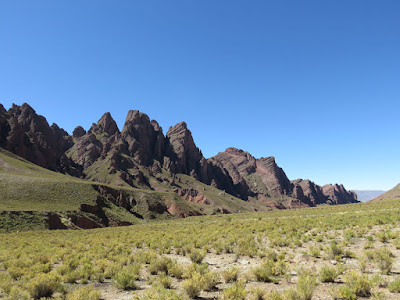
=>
[1,172,400,299]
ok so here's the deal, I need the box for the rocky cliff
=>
[209,148,358,208]
[0,103,358,210]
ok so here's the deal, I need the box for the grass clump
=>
[221,266,239,283]
[338,270,371,299]
[219,280,247,300]
[319,264,345,283]
[149,257,174,275]
[182,277,201,299]
[253,259,286,282]
[373,248,394,274]
[296,269,317,300]
[189,249,206,264]
[66,285,101,300]
[27,272,63,299]
[113,265,139,290]
[388,277,400,293]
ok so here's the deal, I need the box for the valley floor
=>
[1,199,400,299]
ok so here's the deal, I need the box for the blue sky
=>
[1,1,399,190]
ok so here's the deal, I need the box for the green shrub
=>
[319,265,339,283]
[253,259,286,282]
[27,273,62,299]
[343,270,371,298]
[263,290,283,300]
[221,266,239,283]
[249,287,266,300]
[113,266,139,290]
[309,245,320,258]
[66,285,101,300]
[149,257,174,275]
[5,287,30,300]
[388,277,400,293]
[370,274,388,288]
[296,269,317,300]
[189,249,206,264]
[327,241,343,259]
[169,263,184,279]
[157,273,172,289]
[182,277,201,298]
[219,280,247,300]
[337,286,357,300]
[200,271,219,291]
[374,248,394,274]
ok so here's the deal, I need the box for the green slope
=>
[371,184,400,202]
[0,148,265,232]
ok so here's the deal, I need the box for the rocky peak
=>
[256,156,292,196]
[97,112,119,135]
[166,121,208,182]
[322,184,358,205]
[89,112,119,136]
[2,103,79,175]
[73,126,86,138]
[121,110,157,165]
[151,120,162,132]
[225,147,255,162]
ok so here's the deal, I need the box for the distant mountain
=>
[354,190,386,202]
[0,102,359,222]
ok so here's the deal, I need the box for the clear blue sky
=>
[1,1,399,191]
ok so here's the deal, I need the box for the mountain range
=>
[354,190,386,202]
[0,103,359,229]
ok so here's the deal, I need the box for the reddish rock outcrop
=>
[291,179,326,205]
[209,148,292,200]
[166,122,208,182]
[210,148,358,207]
[174,188,210,205]
[121,110,160,165]
[321,184,358,205]
[0,102,358,212]
[1,103,80,175]
[72,126,86,138]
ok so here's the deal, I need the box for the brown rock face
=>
[210,148,358,207]
[174,188,209,205]
[89,112,119,136]
[292,179,358,205]
[209,148,292,199]
[69,134,103,168]
[292,179,326,205]
[0,102,358,212]
[121,110,160,165]
[166,122,208,182]
[321,184,358,205]
[73,126,86,138]
[1,103,79,175]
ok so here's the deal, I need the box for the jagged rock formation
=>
[209,148,294,204]
[209,148,358,208]
[166,122,208,182]
[291,179,327,205]
[0,102,358,211]
[321,184,358,205]
[0,103,80,175]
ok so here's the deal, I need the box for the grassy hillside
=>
[371,184,400,202]
[0,149,266,232]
